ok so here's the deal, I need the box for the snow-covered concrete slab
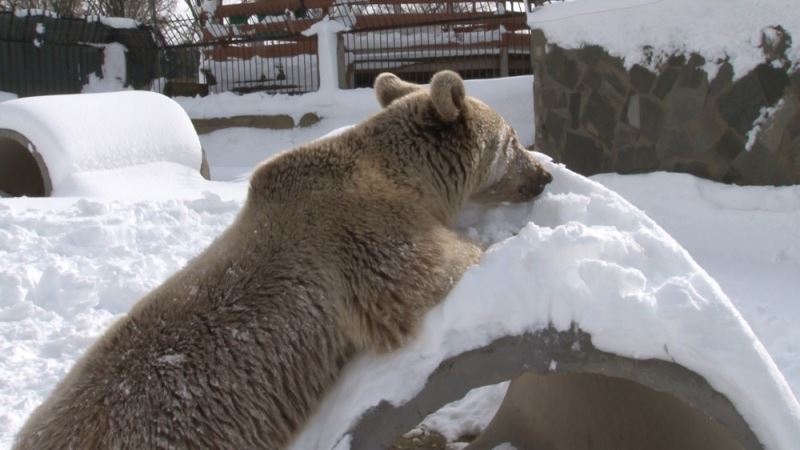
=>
[0,91,206,196]
[289,156,800,450]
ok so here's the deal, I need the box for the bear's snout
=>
[517,167,552,200]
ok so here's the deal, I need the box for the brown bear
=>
[14,71,552,450]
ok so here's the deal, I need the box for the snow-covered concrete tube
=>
[288,156,800,450]
[0,91,209,197]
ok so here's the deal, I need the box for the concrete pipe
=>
[0,91,209,197]
[348,328,761,450]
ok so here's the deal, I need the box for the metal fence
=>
[0,1,534,98]
[338,2,532,87]
[1,11,111,96]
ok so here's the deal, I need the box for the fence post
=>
[304,17,348,93]
[337,32,347,89]
[500,46,509,77]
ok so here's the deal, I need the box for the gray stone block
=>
[756,95,796,152]
[665,87,706,126]
[756,64,790,105]
[639,95,665,142]
[544,112,568,147]
[687,53,706,68]
[722,166,745,184]
[563,131,609,176]
[578,45,605,66]
[617,143,659,173]
[653,67,680,99]
[677,66,707,90]
[709,63,734,98]
[569,92,582,129]
[711,129,744,163]
[614,122,641,149]
[598,61,630,98]
[717,71,768,136]
[546,46,580,89]
[657,127,695,161]
[582,92,619,147]
[731,141,793,185]
[630,64,656,93]
[541,84,567,109]
[667,54,687,67]
[624,94,641,129]
[581,67,602,90]
[786,104,800,140]
[791,70,800,101]
[686,111,728,153]
[672,160,712,179]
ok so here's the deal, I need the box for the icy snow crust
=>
[290,157,800,450]
[0,92,203,192]
[528,0,800,78]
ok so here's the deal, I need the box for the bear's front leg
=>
[343,227,483,353]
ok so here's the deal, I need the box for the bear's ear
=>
[430,70,466,122]
[374,73,421,108]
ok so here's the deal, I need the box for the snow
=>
[417,382,509,442]
[593,172,800,398]
[289,157,800,450]
[745,99,786,151]
[1,80,798,450]
[528,0,800,78]
[85,16,139,29]
[82,43,128,93]
[0,91,204,192]
[0,92,16,103]
[12,9,57,18]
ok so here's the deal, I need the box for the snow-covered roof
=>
[289,155,800,450]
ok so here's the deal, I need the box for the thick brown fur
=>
[14,71,552,450]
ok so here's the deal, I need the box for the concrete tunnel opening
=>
[0,130,51,197]
[350,330,762,450]
[450,371,747,450]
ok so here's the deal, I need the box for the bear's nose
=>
[542,171,553,184]
[518,183,544,198]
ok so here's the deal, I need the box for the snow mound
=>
[290,156,800,450]
[0,92,204,192]
[528,0,800,78]
[0,192,244,448]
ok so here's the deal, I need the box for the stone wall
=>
[531,28,800,185]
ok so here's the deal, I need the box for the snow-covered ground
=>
[1,81,798,448]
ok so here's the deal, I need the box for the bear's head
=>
[374,71,552,206]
